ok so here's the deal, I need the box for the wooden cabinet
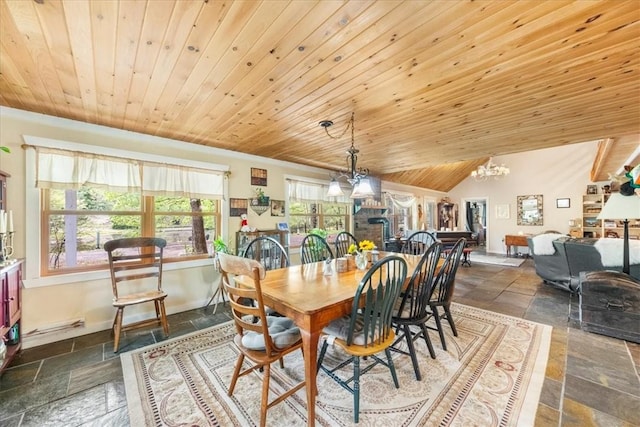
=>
[1,260,23,373]
[581,193,640,239]
[236,230,289,256]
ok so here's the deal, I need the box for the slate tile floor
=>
[1,257,639,426]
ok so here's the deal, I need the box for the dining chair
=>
[104,237,169,353]
[401,231,437,256]
[242,236,289,318]
[217,252,306,427]
[300,234,334,264]
[390,241,443,380]
[242,236,290,270]
[334,231,357,258]
[317,256,407,423]
[428,237,466,351]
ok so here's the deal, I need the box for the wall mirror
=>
[517,194,543,226]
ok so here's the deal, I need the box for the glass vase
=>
[355,252,368,270]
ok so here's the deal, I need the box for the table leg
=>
[300,328,319,426]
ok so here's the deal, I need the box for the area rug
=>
[121,303,551,426]
[471,253,526,267]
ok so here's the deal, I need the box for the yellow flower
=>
[358,240,375,251]
[348,243,358,255]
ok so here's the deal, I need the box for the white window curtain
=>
[288,179,351,203]
[36,147,141,192]
[36,147,224,198]
[142,163,224,198]
[385,192,416,209]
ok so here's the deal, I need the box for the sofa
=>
[527,235,640,292]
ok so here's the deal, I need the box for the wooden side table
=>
[504,234,530,257]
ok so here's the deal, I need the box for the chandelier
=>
[471,157,510,181]
[320,112,374,198]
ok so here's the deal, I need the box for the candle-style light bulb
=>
[7,211,13,233]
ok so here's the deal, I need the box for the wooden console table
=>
[505,234,531,257]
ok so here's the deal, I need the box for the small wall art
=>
[251,168,267,186]
[271,199,285,216]
[586,184,597,195]
[495,204,510,220]
[556,198,570,208]
[229,198,248,217]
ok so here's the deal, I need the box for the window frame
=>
[40,190,220,276]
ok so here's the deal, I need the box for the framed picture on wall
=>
[229,198,248,217]
[556,198,570,208]
[586,184,597,195]
[270,199,285,216]
[251,168,267,186]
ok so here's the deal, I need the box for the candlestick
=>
[7,211,13,233]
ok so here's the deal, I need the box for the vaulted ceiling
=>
[1,0,638,191]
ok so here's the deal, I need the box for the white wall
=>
[449,141,606,253]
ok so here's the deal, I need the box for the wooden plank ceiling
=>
[1,0,639,192]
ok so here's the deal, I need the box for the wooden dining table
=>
[233,251,424,426]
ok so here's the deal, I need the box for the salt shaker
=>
[323,258,333,276]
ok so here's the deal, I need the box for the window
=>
[289,201,350,247]
[42,188,219,275]
[27,139,227,277]
[287,177,352,248]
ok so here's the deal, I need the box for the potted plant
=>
[252,187,269,206]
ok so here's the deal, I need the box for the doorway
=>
[462,197,488,250]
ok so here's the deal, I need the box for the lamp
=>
[597,193,640,274]
[320,112,374,199]
[471,157,510,181]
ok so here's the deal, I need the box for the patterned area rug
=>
[121,303,550,426]
[470,253,526,267]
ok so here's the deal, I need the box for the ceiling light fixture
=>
[320,112,374,199]
[471,157,510,181]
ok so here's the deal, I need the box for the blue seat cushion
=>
[241,316,301,350]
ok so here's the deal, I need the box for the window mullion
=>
[142,195,154,237]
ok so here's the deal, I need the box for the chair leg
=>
[159,300,169,335]
[444,304,458,336]
[419,323,437,359]
[228,354,245,396]
[432,306,447,351]
[353,356,360,424]
[260,363,270,427]
[317,340,329,374]
[113,308,124,353]
[385,348,399,388]
[403,325,422,381]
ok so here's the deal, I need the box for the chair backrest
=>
[242,236,289,270]
[300,234,334,264]
[217,253,282,356]
[395,242,443,320]
[346,256,407,347]
[430,238,466,305]
[334,231,357,258]
[402,231,437,255]
[104,237,166,299]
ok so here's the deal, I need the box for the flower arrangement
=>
[348,240,375,254]
[359,239,375,251]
